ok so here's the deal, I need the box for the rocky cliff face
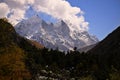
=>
[15,15,98,51]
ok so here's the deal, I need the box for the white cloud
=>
[0,0,29,24]
[33,0,88,31]
[0,2,9,18]
[3,0,26,9]
[0,0,89,31]
[26,0,34,5]
[8,8,26,25]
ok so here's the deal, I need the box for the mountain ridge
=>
[15,15,99,51]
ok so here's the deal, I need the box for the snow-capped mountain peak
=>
[15,16,99,51]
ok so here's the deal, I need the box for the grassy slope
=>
[0,19,31,80]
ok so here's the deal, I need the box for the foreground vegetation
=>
[0,18,31,80]
[0,18,120,80]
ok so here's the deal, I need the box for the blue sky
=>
[67,0,120,40]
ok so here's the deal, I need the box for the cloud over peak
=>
[0,0,89,31]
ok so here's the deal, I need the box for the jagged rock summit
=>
[15,15,98,51]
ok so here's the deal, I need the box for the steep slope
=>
[28,40,44,49]
[0,18,32,80]
[0,18,45,80]
[15,15,98,51]
[88,26,120,54]
[88,26,120,70]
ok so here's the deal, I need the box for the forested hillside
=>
[0,18,120,80]
[0,18,31,80]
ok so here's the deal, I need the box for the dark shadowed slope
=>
[87,26,120,71]
[88,26,120,55]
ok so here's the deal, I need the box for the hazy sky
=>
[0,0,120,40]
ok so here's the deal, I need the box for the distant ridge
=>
[28,40,44,49]
[79,43,98,52]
